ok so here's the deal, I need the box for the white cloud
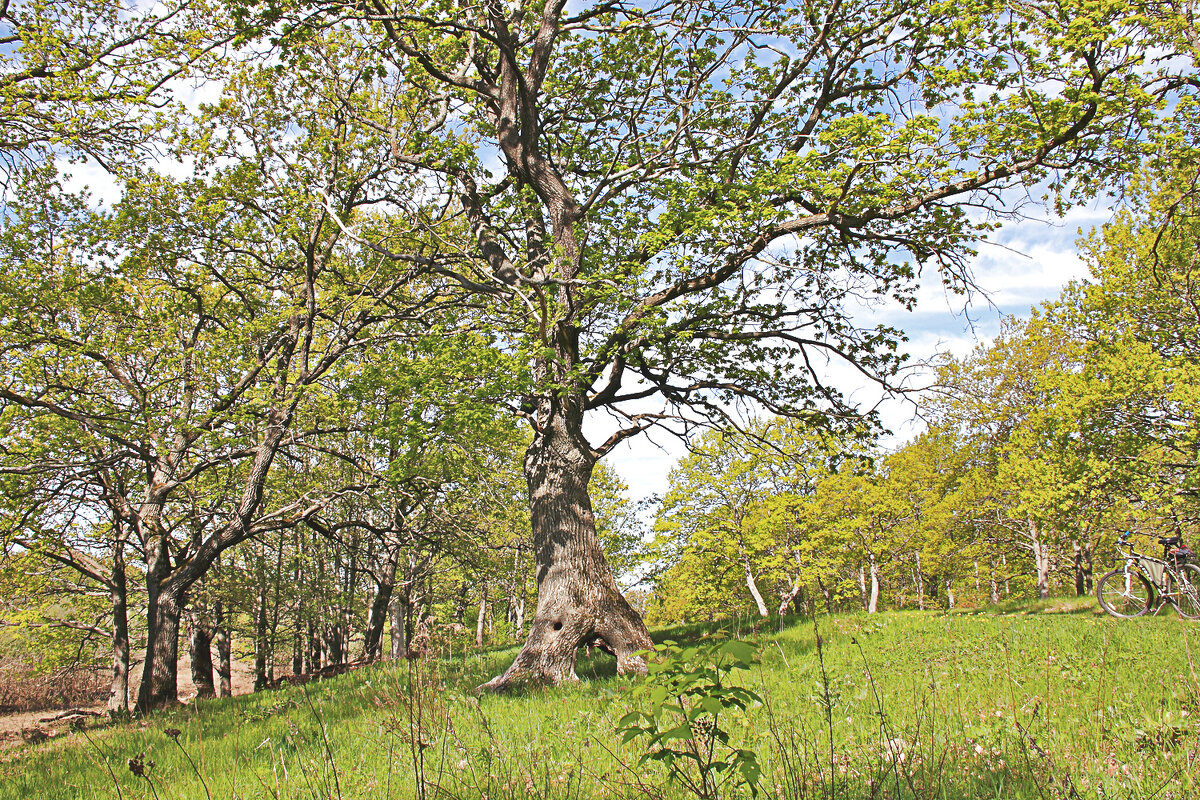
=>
[599,208,1109,499]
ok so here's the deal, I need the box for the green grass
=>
[3,603,1200,799]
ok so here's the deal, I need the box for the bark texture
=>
[189,618,216,700]
[107,549,130,714]
[136,588,182,713]
[480,411,651,691]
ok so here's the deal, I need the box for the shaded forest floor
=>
[2,599,1198,799]
[0,654,257,754]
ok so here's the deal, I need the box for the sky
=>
[599,201,1113,504]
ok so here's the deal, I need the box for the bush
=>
[0,654,107,712]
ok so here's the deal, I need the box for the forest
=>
[1,0,1199,743]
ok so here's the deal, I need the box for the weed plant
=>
[2,607,1198,799]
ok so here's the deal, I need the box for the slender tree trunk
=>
[858,564,868,610]
[517,548,529,632]
[945,578,955,610]
[1084,545,1094,593]
[915,551,925,611]
[454,581,470,624]
[389,594,408,659]
[1073,540,1087,596]
[1029,518,1051,599]
[816,575,834,615]
[293,532,305,675]
[107,545,130,714]
[867,554,879,614]
[990,558,1000,604]
[476,584,488,647]
[481,410,651,691]
[254,583,269,690]
[742,558,770,618]
[306,619,321,673]
[214,600,232,698]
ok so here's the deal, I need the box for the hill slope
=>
[2,604,1197,800]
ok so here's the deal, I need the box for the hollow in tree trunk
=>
[480,407,651,691]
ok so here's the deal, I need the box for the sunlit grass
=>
[3,605,1198,799]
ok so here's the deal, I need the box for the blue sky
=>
[600,200,1113,502]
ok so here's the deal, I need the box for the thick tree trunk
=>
[189,615,216,700]
[481,412,651,691]
[364,547,399,662]
[107,547,130,715]
[136,588,182,713]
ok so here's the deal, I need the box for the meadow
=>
[2,601,1197,800]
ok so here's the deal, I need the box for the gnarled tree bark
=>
[480,403,651,691]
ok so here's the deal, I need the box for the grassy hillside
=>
[3,602,1198,799]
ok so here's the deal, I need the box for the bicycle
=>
[1096,531,1200,618]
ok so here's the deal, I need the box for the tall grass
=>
[2,607,1198,799]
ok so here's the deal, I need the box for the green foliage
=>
[619,636,764,799]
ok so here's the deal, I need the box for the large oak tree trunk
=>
[136,588,182,713]
[481,409,651,691]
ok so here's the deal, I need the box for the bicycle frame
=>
[1112,541,1190,614]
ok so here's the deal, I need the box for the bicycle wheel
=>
[1168,563,1200,619]
[1097,567,1153,618]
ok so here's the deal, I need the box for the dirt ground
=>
[0,653,257,756]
